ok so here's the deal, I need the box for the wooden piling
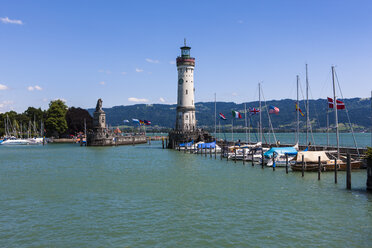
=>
[272,153,275,171]
[346,153,351,189]
[318,156,321,180]
[205,147,207,157]
[162,138,164,149]
[215,146,217,159]
[334,158,338,184]
[210,147,212,158]
[220,146,223,160]
[302,155,304,177]
[285,154,288,174]
[243,148,245,165]
[261,149,264,169]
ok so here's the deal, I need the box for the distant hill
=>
[87,98,371,131]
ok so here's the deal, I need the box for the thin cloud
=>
[98,69,111,74]
[27,85,43,91]
[121,72,127,75]
[0,84,9,90]
[99,81,106,85]
[232,92,238,96]
[128,97,148,103]
[0,100,13,108]
[0,17,23,25]
[159,97,165,103]
[145,58,159,64]
[135,68,144,72]
[237,20,244,24]
[169,61,176,65]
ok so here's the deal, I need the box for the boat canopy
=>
[264,147,298,158]
[295,151,330,163]
[197,141,216,149]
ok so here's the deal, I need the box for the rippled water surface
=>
[1,142,371,247]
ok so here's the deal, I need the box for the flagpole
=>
[244,103,248,144]
[332,66,340,159]
[219,119,221,141]
[248,114,251,144]
[231,118,234,143]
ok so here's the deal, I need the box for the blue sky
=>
[1,0,371,113]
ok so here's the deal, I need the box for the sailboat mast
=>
[244,103,248,144]
[306,64,309,146]
[332,66,340,159]
[214,93,217,140]
[296,75,300,144]
[326,108,329,147]
[259,82,262,143]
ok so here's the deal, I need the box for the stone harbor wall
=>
[87,133,147,146]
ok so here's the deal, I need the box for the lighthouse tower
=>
[168,40,212,148]
[175,40,196,131]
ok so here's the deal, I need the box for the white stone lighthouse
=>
[175,40,196,131]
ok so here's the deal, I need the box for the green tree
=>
[45,100,68,137]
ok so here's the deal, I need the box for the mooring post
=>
[272,152,275,171]
[302,154,305,177]
[215,145,217,159]
[205,147,207,157]
[318,156,321,180]
[346,153,351,189]
[162,138,164,149]
[285,153,288,174]
[334,158,338,184]
[243,148,245,165]
[261,148,264,169]
[210,147,212,158]
[227,147,229,161]
[220,146,223,160]
[234,148,237,163]
[251,151,254,167]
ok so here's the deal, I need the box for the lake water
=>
[1,142,371,247]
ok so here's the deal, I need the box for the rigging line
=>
[319,68,333,99]
[308,85,321,130]
[260,87,277,145]
[334,69,360,157]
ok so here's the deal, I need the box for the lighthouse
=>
[175,39,196,131]
[168,40,212,148]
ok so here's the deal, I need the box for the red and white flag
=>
[327,97,345,110]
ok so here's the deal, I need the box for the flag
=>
[269,106,280,115]
[249,108,260,115]
[327,97,345,109]
[139,120,145,125]
[132,118,139,123]
[295,103,304,116]
[219,113,227,120]
[123,120,130,123]
[232,110,242,119]
[144,120,151,125]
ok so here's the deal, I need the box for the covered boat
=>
[264,147,298,166]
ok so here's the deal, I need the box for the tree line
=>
[0,100,93,138]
